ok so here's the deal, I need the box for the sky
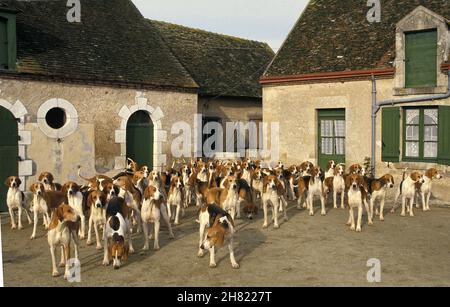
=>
[131,0,309,52]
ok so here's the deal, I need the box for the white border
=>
[37,98,78,139]
[0,215,4,287]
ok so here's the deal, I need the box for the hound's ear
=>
[4,177,12,187]
[113,185,120,195]
[345,176,351,189]
[55,205,64,221]
[391,176,395,185]
[48,173,54,182]
[223,178,230,189]
[61,183,68,195]
[38,173,44,182]
[17,178,22,186]
[29,183,35,193]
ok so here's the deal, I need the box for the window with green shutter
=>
[405,29,437,88]
[381,107,400,162]
[0,8,17,71]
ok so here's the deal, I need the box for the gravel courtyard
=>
[2,198,450,287]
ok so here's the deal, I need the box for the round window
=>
[45,107,67,129]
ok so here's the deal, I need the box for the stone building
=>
[152,20,274,157]
[261,1,450,201]
[0,0,272,211]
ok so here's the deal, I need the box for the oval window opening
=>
[45,107,67,129]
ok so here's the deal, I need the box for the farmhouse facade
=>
[0,0,272,211]
[261,0,450,201]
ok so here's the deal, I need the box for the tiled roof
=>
[264,0,450,78]
[1,0,198,90]
[152,20,274,98]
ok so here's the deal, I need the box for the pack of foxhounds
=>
[3,158,444,278]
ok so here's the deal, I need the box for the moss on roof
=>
[265,0,450,78]
[151,20,274,98]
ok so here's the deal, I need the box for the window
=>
[318,109,345,169]
[45,107,67,129]
[405,30,437,88]
[0,8,17,71]
[404,108,438,161]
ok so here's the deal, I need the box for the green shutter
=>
[405,30,437,88]
[0,17,8,69]
[438,106,450,166]
[382,107,400,162]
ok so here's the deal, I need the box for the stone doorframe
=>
[0,98,32,189]
[114,93,167,171]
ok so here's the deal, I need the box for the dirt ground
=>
[2,197,450,287]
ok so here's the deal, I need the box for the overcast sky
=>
[132,0,309,52]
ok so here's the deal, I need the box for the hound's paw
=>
[350,225,356,231]
[231,263,240,269]
[59,262,65,268]
[197,250,205,258]
[209,262,217,268]
[333,206,338,209]
[409,213,415,217]
[52,271,60,277]
[148,234,154,240]
[262,223,268,229]
[321,211,326,216]
[309,212,314,216]
[86,240,93,246]
[142,245,149,251]
[274,224,280,229]
[129,247,135,254]
[102,259,110,266]
[30,235,36,240]
[341,206,345,210]
[368,221,373,226]
[96,245,103,250]
[380,216,385,221]
[79,235,85,240]
[356,227,362,232]
[169,233,175,239]
[11,225,17,230]
[174,222,180,226]
[153,246,160,251]
[400,212,406,217]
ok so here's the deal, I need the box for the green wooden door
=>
[0,17,8,69]
[126,111,153,169]
[0,106,18,212]
[318,109,346,169]
[405,30,437,88]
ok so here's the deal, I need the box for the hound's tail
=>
[402,168,408,181]
[77,166,92,182]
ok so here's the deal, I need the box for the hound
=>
[4,176,33,230]
[345,174,369,232]
[325,160,336,178]
[167,175,185,225]
[29,182,67,240]
[392,171,425,217]
[250,167,264,207]
[38,172,62,191]
[102,196,134,269]
[62,182,86,239]
[197,204,239,269]
[113,175,143,233]
[323,164,346,210]
[369,174,395,221]
[306,166,326,216]
[86,190,107,249]
[417,168,443,211]
[141,185,175,251]
[262,175,287,229]
[47,203,80,278]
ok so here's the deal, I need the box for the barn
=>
[261,0,450,201]
[0,0,272,211]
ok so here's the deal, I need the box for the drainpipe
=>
[371,71,450,176]
[371,75,377,176]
